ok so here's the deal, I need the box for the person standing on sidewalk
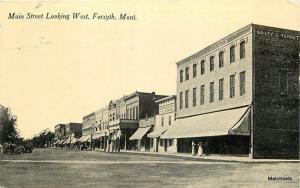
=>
[198,142,204,156]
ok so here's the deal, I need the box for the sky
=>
[0,0,300,138]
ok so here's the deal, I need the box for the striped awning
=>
[77,135,91,142]
[129,126,152,140]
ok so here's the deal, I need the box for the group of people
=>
[192,141,210,156]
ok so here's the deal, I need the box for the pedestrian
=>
[205,141,210,156]
[198,142,204,156]
[0,143,3,155]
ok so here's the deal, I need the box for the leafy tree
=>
[0,107,19,144]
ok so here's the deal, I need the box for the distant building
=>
[162,24,299,159]
[54,124,66,141]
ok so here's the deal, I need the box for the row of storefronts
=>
[54,24,299,159]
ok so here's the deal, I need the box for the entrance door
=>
[164,139,167,152]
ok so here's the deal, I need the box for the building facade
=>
[162,24,299,159]
[148,96,177,153]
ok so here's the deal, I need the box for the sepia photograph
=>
[0,0,299,187]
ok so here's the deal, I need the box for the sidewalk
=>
[120,150,300,163]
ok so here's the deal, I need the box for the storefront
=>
[161,106,250,155]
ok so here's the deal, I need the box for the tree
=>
[0,107,19,144]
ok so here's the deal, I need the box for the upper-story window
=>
[219,51,224,68]
[210,56,214,71]
[179,70,183,83]
[193,87,197,107]
[209,82,214,103]
[200,85,205,105]
[200,60,205,75]
[230,74,235,98]
[185,90,189,108]
[161,117,164,127]
[219,78,224,100]
[193,63,197,78]
[168,115,171,125]
[230,45,235,63]
[185,67,189,81]
[240,71,246,96]
[179,92,183,109]
[240,41,246,59]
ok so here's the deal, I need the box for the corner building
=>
[162,24,299,159]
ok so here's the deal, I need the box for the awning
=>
[92,132,106,139]
[161,106,250,139]
[129,126,152,140]
[70,137,78,144]
[147,129,168,138]
[77,135,91,142]
[53,140,60,145]
[61,137,70,144]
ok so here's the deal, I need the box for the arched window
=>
[240,41,245,59]
[219,51,224,68]
[192,63,197,78]
[230,45,235,63]
[210,56,214,71]
[179,70,183,82]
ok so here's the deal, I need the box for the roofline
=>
[155,95,176,103]
[176,24,253,66]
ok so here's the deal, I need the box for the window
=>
[219,78,224,100]
[136,107,139,120]
[240,71,246,96]
[200,85,205,105]
[219,51,224,68]
[179,92,183,109]
[161,117,164,127]
[210,56,214,71]
[168,115,171,125]
[240,41,245,59]
[185,67,189,81]
[185,90,189,108]
[179,70,183,83]
[230,45,235,63]
[230,74,235,98]
[193,87,197,106]
[201,60,205,75]
[169,139,173,146]
[279,71,288,95]
[210,82,214,103]
[132,108,135,119]
[193,64,197,78]
[160,140,163,147]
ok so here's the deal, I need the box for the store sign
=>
[256,29,299,41]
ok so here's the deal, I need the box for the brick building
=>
[162,24,299,159]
